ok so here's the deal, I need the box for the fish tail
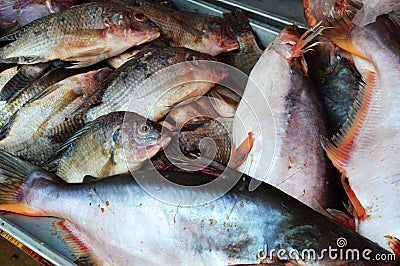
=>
[0,151,55,216]
[52,220,99,266]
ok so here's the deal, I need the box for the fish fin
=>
[0,151,57,216]
[29,83,63,102]
[326,208,356,231]
[324,13,369,60]
[385,235,400,259]
[341,175,366,221]
[0,29,20,42]
[228,132,254,170]
[64,48,107,68]
[320,71,376,174]
[53,220,98,266]
[180,120,211,132]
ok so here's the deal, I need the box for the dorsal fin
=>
[321,71,376,174]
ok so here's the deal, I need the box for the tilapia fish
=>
[321,14,400,256]
[233,25,338,211]
[50,111,171,183]
[0,0,80,35]
[82,47,227,122]
[0,2,160,67]
[0,151,395,265]
[0,68,112,164]
[133,2,239,56]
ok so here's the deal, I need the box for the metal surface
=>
[0,0,306,264]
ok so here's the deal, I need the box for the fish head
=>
[105,7,160,46]
[201,18,239,55]
[122,113,172,163]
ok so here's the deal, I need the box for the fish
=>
[51,111,172,183]
[305,37,362,135]
[232,24,339,212]
[302,0,358,26]
[133,2,239,56]
[321,14,400,256]
[81,47,227,122]
[0,2,160,67]
[0,151,396,265]
[0,61,76,128]
[0,68,112,164]
[0,0,80,35]
[220,9,264,75]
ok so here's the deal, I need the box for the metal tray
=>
[0,1,306,265]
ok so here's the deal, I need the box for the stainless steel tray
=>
[0,1,306,264]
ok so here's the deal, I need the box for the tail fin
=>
[0,151,56,216]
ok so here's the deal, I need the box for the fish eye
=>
[187,54,197,61]
[134,13,146,22]
[138,123,150,134]
[160,1,169,6]
[206,21,217,29]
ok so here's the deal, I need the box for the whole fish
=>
[321,14,400,256]
[0,2,160,67]
[305,37,362,135]
[134,2,239,56]
[232,25,338,212]
[0,0,80,35]
[0,68,112,164]
[220,9,263,75]
[51,111,172,183]
[82,47,227,122]
[0,151,396,265]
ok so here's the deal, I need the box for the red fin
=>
[52,220,98,266]
[385,235,400,259]
[324,13,369,60]
[228,132,254,169]
[341,175,366,221]
[326,208,356,231]
[321,71,376,174]
[292,21,325,59]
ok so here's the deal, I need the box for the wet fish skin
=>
[305,38,361,136]
[233,25,337,211]
[83,47,226,122]
[134,3,239,56]
[0,68,112,164]
[54,111,171,183]
[0,151,395,265]
[0,2,160,67]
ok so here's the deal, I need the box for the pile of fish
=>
[0,0,398,265]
